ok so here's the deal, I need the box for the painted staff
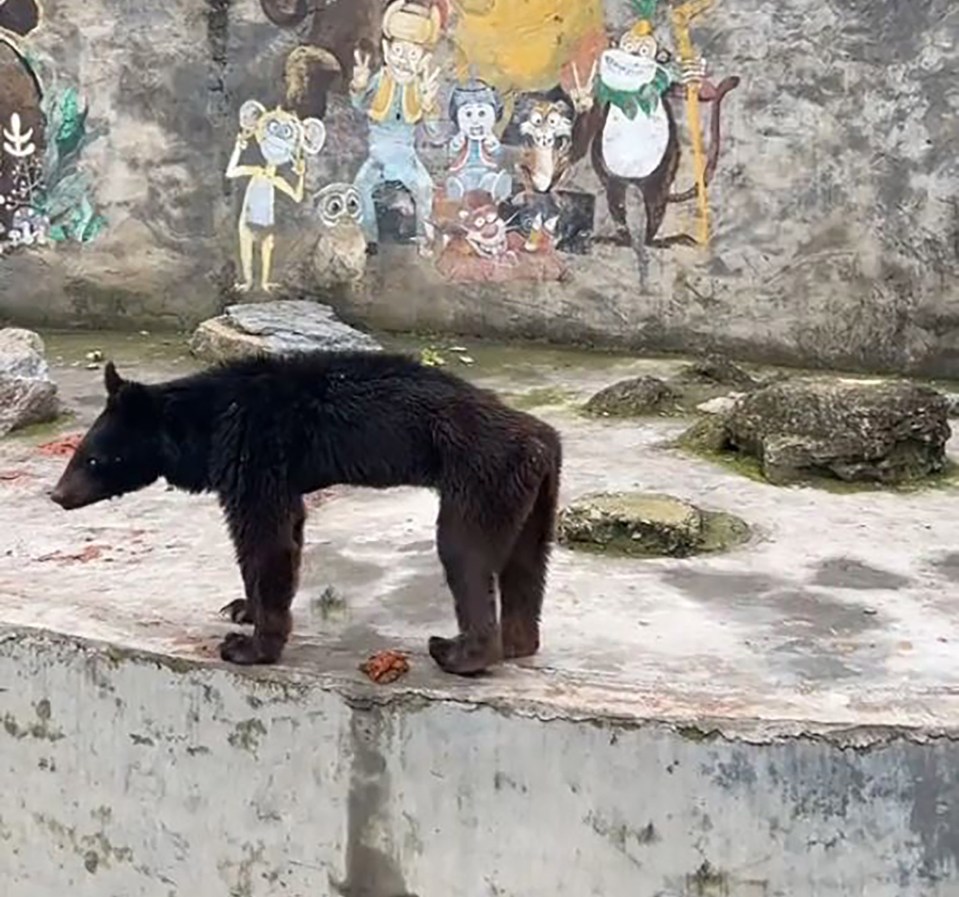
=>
[670,0,713,246]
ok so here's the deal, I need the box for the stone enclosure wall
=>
[0,0,956,375]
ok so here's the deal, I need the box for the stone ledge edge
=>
[2,623,957,750]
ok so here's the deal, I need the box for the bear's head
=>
[50,362,164,510]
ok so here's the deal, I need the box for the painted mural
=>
[568,0,740,248]
[225,100,327,292]
[251,0,740,289]
[0,0,106,255]
[350,1,444,257]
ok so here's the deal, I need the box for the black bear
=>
[50,352,562,676]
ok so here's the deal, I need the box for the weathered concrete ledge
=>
[2,625,958,897]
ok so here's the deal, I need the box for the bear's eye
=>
[86,457,99,469]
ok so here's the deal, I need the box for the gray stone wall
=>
[0,0,956,375]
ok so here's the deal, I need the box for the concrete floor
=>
[1,332,958,736]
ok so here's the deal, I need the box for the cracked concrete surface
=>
[1,333,959,895]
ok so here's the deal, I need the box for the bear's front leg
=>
[219,499,305,666]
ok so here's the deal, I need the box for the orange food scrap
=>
[37,433,83,456]
[359,650,410,684]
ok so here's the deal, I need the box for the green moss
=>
[675,725,720,743]
[228,719,267,754]
[6,411,77,443]
[502,386,580,411]
[39,329,196,368]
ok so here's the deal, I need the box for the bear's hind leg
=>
[220,498,306,666]
[430,500,504,676]
[499,435,561,659]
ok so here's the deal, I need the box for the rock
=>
[674,354,759,390]
[724,377,950,484]
[189,300,382,363]
[943,393,959,419]
[0,328,60,436]
[583,376,679,417]
[696,393,744,415]
[676,415,731,454]
[557,491,750,558]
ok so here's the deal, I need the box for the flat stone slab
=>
[189,300,382,363]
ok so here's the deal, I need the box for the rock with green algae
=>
[682,376,950,485]
[557,492,750,558]
[583,376,679,417]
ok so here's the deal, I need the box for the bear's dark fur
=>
[50,351,563,675]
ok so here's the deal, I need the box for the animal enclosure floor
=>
[2,332,959,735]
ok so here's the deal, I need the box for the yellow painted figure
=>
[225,101,327,292]
[451,0,605,94]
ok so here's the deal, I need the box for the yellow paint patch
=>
[451,0,605,93]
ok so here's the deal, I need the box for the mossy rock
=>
[726,377,950,485]
[583,376,679,418]
[676,376,952,487]
[557,491,750,558]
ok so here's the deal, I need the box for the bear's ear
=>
[104,361,124,397]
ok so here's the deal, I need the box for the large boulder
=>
[557,492,750,558]
[583,376,679,417]
[190,300,382,363]
[0,328,60,436]
[721,377,950,484]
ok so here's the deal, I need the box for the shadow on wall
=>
[228,0,740,296]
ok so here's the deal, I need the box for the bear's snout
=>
[49,485,77,509]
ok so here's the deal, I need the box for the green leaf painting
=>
[596,65,674,120]
[630,0,659,20]
[24,58,106,246]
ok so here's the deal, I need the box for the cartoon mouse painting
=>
[225,100,327,292]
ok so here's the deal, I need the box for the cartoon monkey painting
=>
[568,1,739,248]
[225,100,326,293]
[445,79,511,203]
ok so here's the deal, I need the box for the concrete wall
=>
[0,0,957,375]
[2,627,958,896]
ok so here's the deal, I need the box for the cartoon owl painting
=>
[312,182,367,282]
